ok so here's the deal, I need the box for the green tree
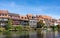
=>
[50,25,58,30]
[5,18,12,30]
[14,25,22,31]
[37,20,45,28]
[56,24,60,29]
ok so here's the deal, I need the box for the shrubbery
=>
[14,25,23,31]
[5,19,12,30]
[37,20,45,28]
[0,27,5,32]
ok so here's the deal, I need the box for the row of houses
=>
[0,10,60,28]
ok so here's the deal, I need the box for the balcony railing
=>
[0,19,8,21]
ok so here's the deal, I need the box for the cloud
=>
[9,2,16,7]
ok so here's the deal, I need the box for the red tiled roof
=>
[41,15,52,19]
[0,10,8,14]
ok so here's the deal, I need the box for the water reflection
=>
[37,31,43,38]
[5,32,12,38]
[19,31,29,38]
[0,30,60,38]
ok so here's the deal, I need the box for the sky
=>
[0,0,60,19]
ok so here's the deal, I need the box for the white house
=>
[29,19,38,28]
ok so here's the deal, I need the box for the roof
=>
[20,15,27,17]
[8,13,19,16]
[26,14,32,16]
[41,15,52,19]
[0,10,8,14]
[57,20,60,22]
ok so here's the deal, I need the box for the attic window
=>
[29,16,31,17]
[5,14,7,16]
[1,14,4,16]
[25,17,27,19]
[21,17,23,19]
[10,16,12,17]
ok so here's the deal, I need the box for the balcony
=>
[0,19,8,21]
[9,16,20,20]
[20,21,28,26]
[0,22,7,26]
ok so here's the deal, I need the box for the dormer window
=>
[25,17,27,19]
[5,14,7,16]
[0,14,8,16]
[1,14,4,16]
[29,16,31,17]
[21,17,23,19]
[0,14,1,16]
[10,16,12,17]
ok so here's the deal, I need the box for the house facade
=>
[29,19,38,28]
[0,10,59,27]
[0,10,9,27]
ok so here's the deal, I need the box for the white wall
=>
[29,19,37,28]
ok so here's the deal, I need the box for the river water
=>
[0,30,60,38]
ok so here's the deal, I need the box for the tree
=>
[37,20,45,28]
[14,25,23,31]
[5,18,12,30]
[57,24,60,29]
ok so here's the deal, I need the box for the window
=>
[4,19,8,21]
[29,21,32,23]
[0,19,2,21]
[0,14,1,16]
[1,14,4,16]
[33,21,36,23]
[21,17,23,19]
[5,14,7,16]
[10,16,12,17]
[0,14,8,16]
[0,23,6,26]
[29,16,31,18]
[25,17,27,19]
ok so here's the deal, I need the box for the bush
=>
[0,27,5,32]
[50,25,58,31]
[14,25,23,31]
[37,20,45,28]
[5,18,12,30]
[23,26,30,31]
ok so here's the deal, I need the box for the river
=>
[0,30,60,38]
